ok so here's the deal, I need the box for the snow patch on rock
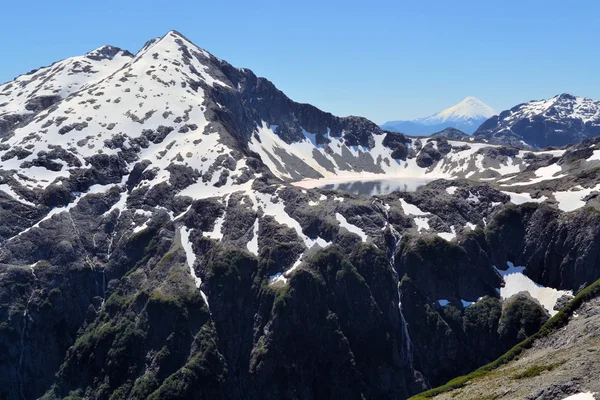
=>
[495,262,572,316]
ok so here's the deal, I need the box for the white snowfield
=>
[445,186,457,195]
[436,226,456,241]
[180,226,208,305]
[500,163,567,187]
[588,149,600,161]
[335,212,367,241]
[255,120,543,183]
[0,46,133,117]
[3,32,544,208]
[553,184,600,212]
[495,262,572,316]
[0,38,588,215]
[501,191,547,205]
[562,393,597,400]
[399,198,428,216]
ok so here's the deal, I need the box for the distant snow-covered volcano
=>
[381,97,496,135]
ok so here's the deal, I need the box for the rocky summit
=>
[2,31,600,400]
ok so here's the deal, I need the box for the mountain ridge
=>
[2,31,600,400]
[474,93,600,149]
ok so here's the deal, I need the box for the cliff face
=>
[3,175,599,400]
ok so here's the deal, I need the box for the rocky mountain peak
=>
[85,45,133,61]
[475,93,600,148]
[556,92,577,101]
[134,30,213,62]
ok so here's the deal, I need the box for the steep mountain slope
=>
[474,93,600,149]
[1,31,600,400]
[381,97,496,135]
[0,46,133,137]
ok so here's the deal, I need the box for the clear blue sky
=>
[2,0,599,123]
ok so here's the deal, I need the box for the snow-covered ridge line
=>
[474,93,600,148]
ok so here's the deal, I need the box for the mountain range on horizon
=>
[473,92,600,148]
[2,30,600,400]
[381,96,496,135]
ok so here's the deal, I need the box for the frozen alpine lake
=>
[293,177,434,196]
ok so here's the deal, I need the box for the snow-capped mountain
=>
[381,96,496,135]
[3,31,600,400]
[416,96,495,125]
[0,32,557,202]
[0,46,133,136]
[474,93,600,149]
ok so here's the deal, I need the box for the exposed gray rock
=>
[416,142,442,168]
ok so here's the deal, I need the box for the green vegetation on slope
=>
[408,276,600,399]
[512,360,566,380]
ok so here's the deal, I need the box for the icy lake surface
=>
[294,177,433,196]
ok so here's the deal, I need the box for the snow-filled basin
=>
[495,262,572,316]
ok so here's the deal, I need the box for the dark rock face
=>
[432,127,471,141]
[86,45,133,61]
[422,137,452,156]
[398,277,548,388]
[416,142,442,168]
[0,202,43,242]
[382,131,410,149]
[384,131,411,160]
[485,203,600,291]
[0,175,599,400]
[0,114,25,138]
[526,382,583,400]
[1,146,32,161]
[20,146,82,171]
[498,292,549,344]
[212,64,384,150]
[391,143,409,160]
[477,145,520,159]
[85,153,129,185]
[396,234,500,303]
[24,95,62,112]
[393,224,546,387]
[40,184,74,207]
[11,230,423,400]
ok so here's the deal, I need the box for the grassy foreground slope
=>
[409,277,600,399]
